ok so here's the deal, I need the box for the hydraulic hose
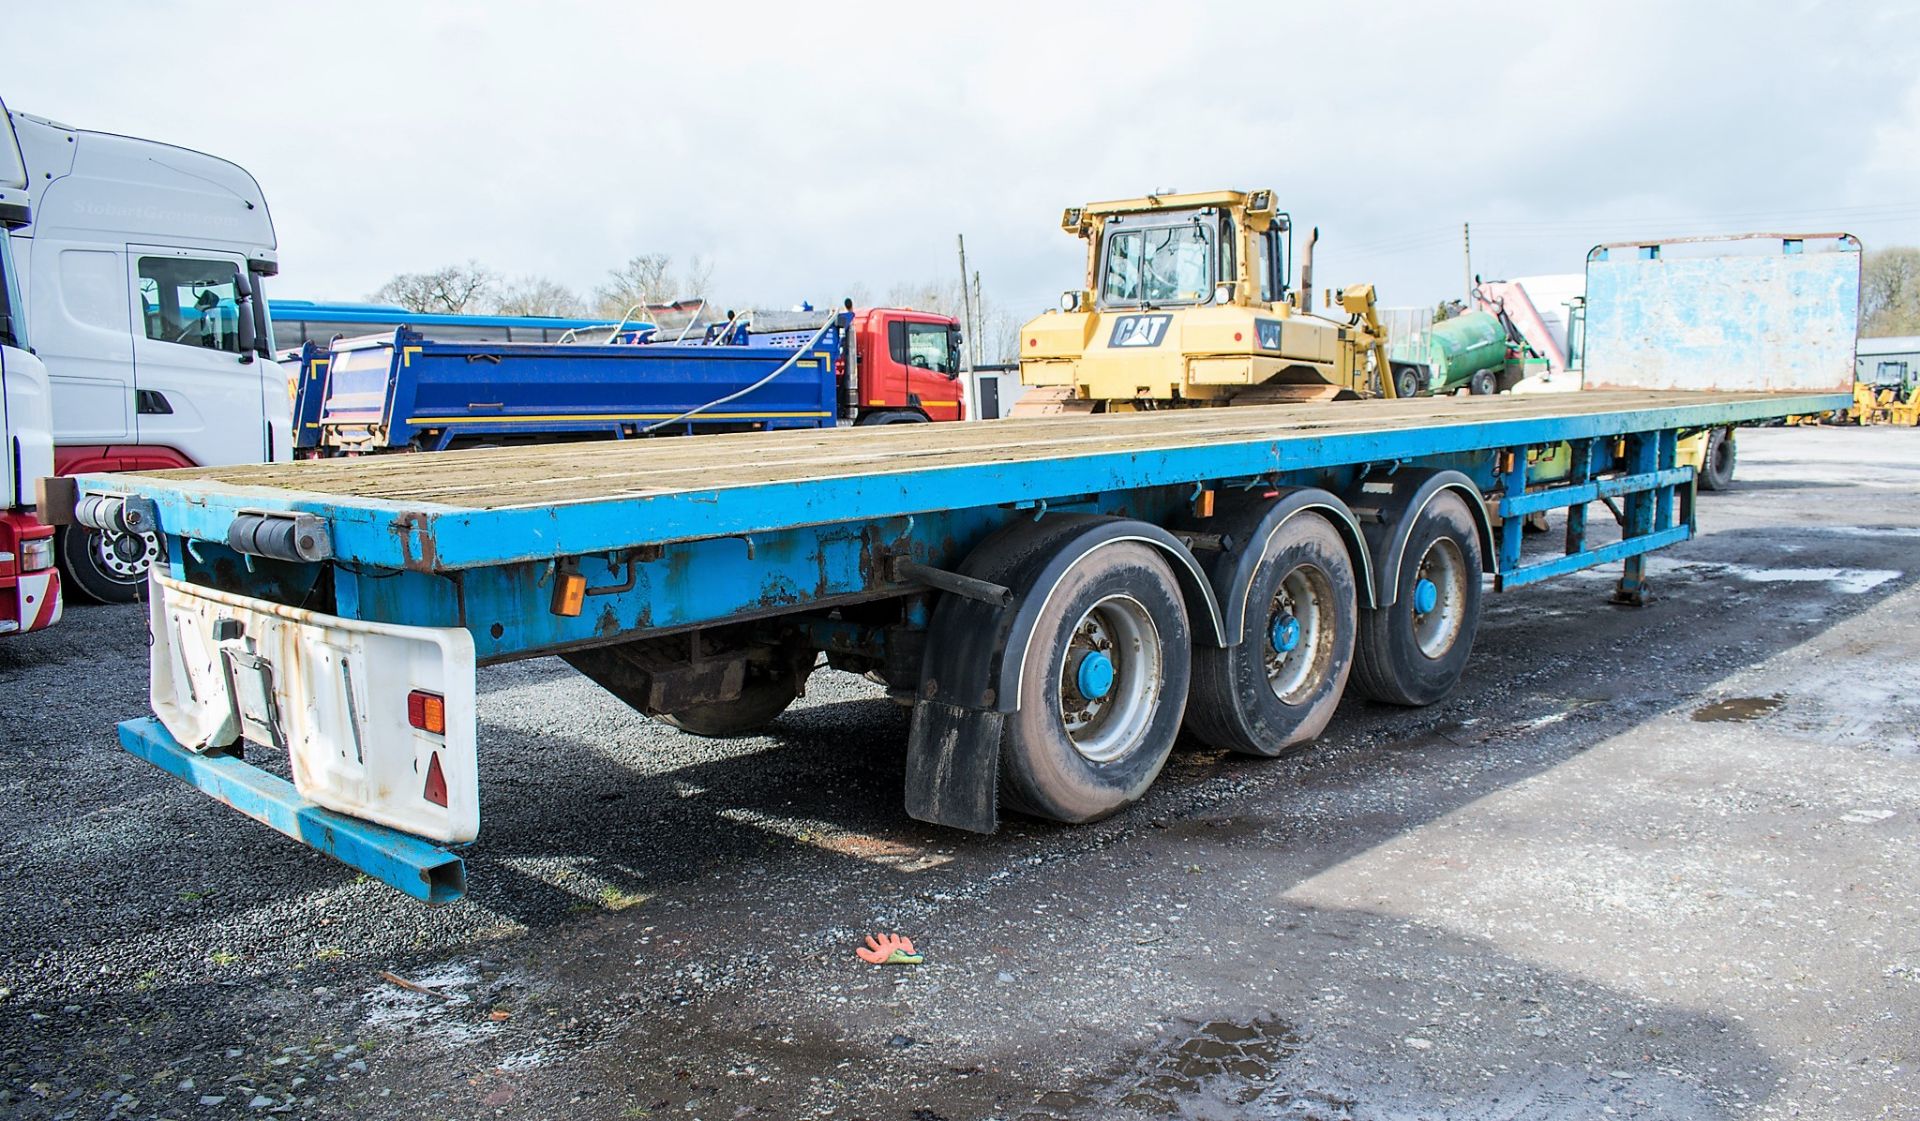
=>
[639,315,836,434]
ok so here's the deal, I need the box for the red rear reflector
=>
[407,689,446,735]
[422,752,448,808]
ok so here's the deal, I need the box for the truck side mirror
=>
[232,270,257,363]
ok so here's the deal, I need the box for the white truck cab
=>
[0,97,61,635]
[7,105,285,602]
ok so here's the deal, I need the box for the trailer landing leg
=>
[1612,555,1653,606]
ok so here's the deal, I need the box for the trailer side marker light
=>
[422,751,449,808]
[407,689,447,735]
[1192,488,1215,518]
[551,570,587,617]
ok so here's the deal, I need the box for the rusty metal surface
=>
[1583,233,1861,393]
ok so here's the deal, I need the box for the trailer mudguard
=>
[1192,487,1377,635]
[1343,469,1496,605]
[904,514,1222,832]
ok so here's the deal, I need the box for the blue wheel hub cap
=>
[1413,578,1439,614]
[1075,650,1115,700]
[1270,614,1302,654]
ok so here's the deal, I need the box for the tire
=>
[1697,428,1736,491]
[658,656,811,738]
[1186,513,1357,757]
[856,410,928,426]
[1393,366,1422,399]
[999,542,1191,824]
[1468,370,1497,396]
[1351,491,1483,707]
[56,524,155,605]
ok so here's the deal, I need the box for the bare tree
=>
[884,278,1023,364]
[1861,247,1920,337]
[492,275,584,317]
[594,253,714,318]
[370,261,498,314]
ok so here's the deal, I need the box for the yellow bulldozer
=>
[1014,189,1421,415]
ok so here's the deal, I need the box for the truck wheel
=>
[56,524,156,604]
[1697,428,1736,491]
[857,410,927,426]
[1000,543,1191,823]
[1351,492,1483,707]
[1469,370,1497,396]
[1393,366,1422,399]
[1186,513,1356,757]
[658,657,810,738]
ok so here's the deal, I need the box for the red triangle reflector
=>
[423,752,449,808]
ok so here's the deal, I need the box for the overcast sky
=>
[10,2,1919,318]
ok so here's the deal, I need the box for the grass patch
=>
[597,886,650,911]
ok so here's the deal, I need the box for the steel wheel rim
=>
[98,528,159,580]
[1411,537,1468,659]
[1058,593,1161,764]
[1265,564,1333,703]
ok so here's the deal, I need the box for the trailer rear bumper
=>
[117,716,466,903]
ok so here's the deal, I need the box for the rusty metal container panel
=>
[1583,233,1860,393]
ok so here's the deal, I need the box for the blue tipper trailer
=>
[288,316,843,455]
[53,234,1859,903]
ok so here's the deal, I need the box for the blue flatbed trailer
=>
[54,234,1861,903]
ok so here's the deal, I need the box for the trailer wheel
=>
[657,656,811,738]
[56,524,155,604]
[857,410,927,426]
[999,543,1191,823]
[1351,491,1483,707]
[1392,365,1423,399]
[1698,428,1736,491]
[1186,514,1356,757]
[1469,370,1497,396]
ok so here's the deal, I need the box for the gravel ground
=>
[1,426,1916,1120]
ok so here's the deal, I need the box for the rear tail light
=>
[19,537,53,573]
[406,689,446,735]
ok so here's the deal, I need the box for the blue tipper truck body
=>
[288,317,844,454]
[55,234,1860,903]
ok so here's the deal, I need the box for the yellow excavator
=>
[1014,189,1419,415]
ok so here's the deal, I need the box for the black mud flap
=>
[904,701,1004,833]
[900,513,1219,833]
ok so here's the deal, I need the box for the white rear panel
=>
[149,574,479,842]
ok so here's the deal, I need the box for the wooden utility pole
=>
[971,269,984,366]
[956,234,976,376]
[1462,221,1473,302]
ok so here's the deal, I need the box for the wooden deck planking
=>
[130,391,1796,511]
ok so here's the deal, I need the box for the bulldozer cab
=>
[1067,191,1291,314]
[1019,189,1395,413]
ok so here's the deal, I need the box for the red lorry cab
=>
[847,308,966,423]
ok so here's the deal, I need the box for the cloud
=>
[9,0,1917,317]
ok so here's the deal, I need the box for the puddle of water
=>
[1575,557,1901,594]
[1691,695,1785,723]
[1020,1015,1333,1119]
